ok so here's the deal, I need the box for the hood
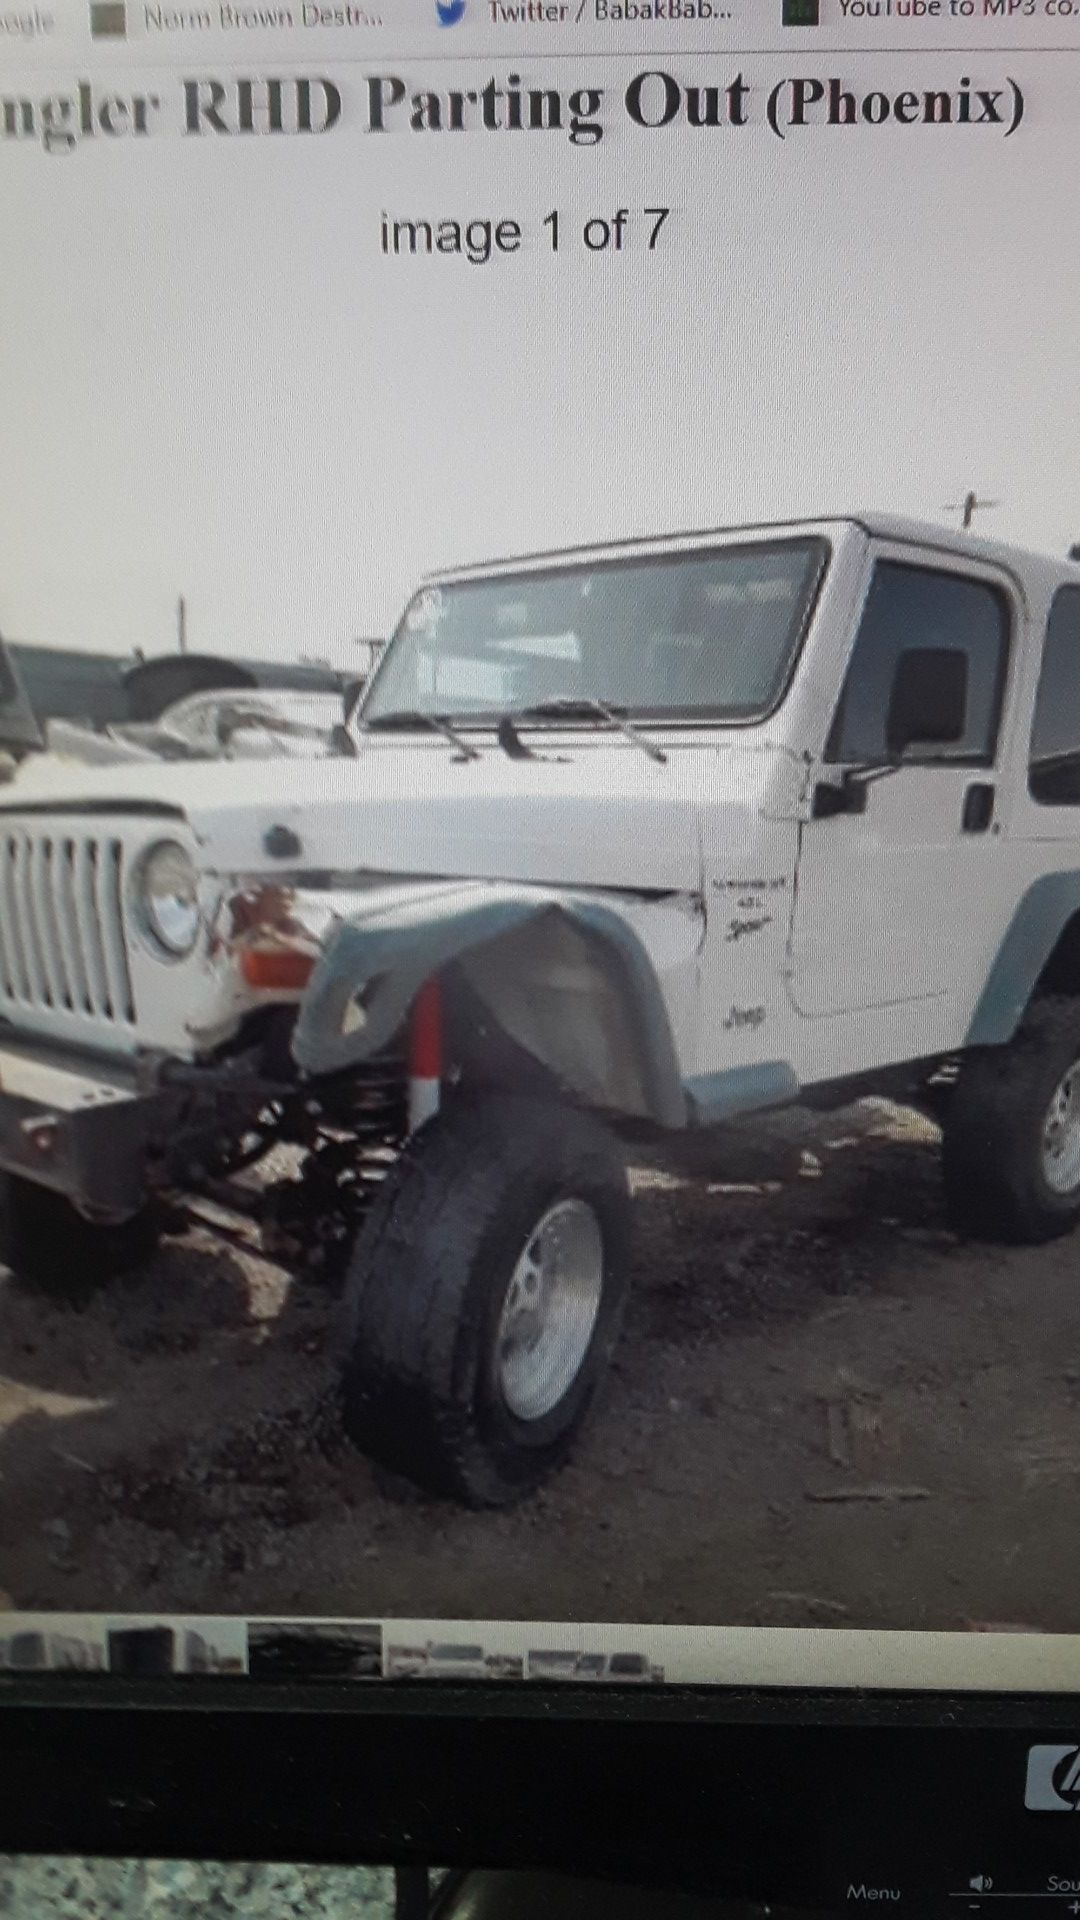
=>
[0,738,794,894]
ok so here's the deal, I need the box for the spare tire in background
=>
[123,653,258,722]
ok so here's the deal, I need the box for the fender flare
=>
[967,869,1080,1047]
[291,881,689,1129]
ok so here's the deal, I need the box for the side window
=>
[827,560,1009,765]
[1030,587,1080,805]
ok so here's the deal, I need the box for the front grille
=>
[0,829,135,1024]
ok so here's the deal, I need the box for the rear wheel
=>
[943,995,1080,1243]
[0,1173,161,1295]
[340,1096,631,1507]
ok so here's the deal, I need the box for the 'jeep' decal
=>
[723,1004,767,1033]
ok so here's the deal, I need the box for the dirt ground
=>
[2,1100,1080,1629]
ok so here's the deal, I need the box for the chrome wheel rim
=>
[495,1198,604,1423]
[1042,1062,1080,1195]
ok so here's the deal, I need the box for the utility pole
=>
[945,490,999,532]
[177,594,188,655]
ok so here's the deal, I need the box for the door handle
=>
[962,782,995,833]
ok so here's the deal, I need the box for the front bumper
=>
[0,1037,176,1218]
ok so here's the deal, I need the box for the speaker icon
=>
[969,1877,993,1893]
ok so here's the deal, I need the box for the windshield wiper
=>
[363,709,481,761]
[497,699,667,766]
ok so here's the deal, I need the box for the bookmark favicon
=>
[89,1,127,32]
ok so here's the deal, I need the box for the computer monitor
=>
[1,3,1079,1906]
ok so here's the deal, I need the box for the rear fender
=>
[291,880,689,1128]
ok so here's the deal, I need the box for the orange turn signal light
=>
[239,947,316,991]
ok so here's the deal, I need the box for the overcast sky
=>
[0,49,1075,664]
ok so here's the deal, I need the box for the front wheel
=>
[943,995,1080,1243]
[340,1096,631,1507]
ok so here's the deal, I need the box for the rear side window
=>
[1030,587,1080,805]
[827,560,1009,765]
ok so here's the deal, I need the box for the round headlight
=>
[138,840,200,958]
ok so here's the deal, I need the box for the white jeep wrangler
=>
[2,512,1080,1506]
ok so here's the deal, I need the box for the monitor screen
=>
[0,0,1077,1684]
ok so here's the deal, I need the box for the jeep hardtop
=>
[2,512,1080,1504]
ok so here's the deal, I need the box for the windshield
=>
[364,537,827,727]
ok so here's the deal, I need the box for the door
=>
[788,550,1014,1017]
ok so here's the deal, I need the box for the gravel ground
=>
[0,1859,397,1920]
[0,1863,805,1919]
[2,1100,1080,1629]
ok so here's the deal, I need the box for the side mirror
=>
[885,647,968,759]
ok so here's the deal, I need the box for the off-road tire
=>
[942,994,1080,1244]
[0,1172,161,1295]
[340,1096,631,1507]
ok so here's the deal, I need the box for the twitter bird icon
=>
[436,0,466,20]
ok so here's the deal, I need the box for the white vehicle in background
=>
[123,687,351,760]
[3,515,1080,1506]
[39,688,352,769]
